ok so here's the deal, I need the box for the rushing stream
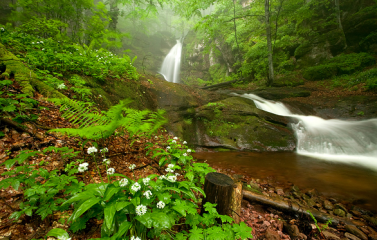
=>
[237,93,377,170]
[159,39,183,83]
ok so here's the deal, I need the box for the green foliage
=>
[360,31,377,51]
[307,210,332,233]
[303,53,376,81]
[49,98,167,140]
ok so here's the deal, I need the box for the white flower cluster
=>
[131,182,141,192]
[172,140,176,144]
[187,149,192,153]
[135,204,147,216]
[0,27,4,31]
[143,190,152,199]
[107,168,115,175]
[183,153,187,157]
[166,146,170,150]
[78,162,89,172]
[159,175,166,180]
[87,146,98,154]
[173,137,178,140]
[100,147,108,153]
[103,158,110,165]
[165,164,175,173]
[129,164,136,170]
[157,201,165,209]
[57,83,66,89]
[119,178,128,187]
[183,141,187,144]
[154,136,158,139]
[131,236,141,240]
[40,41,43,43]
[143,177,150,185]
[167,175,177,182]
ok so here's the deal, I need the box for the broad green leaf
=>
[152,211,174,229]
[46,228,70,239]
[2,104,16,112]
[103,185,120,201]
[135,212,153,228]
[104,204,116,229]
[190,186,206,197]
[69,198,100,222]
[115,202,132,211]
[115,220,131,238]
[62,191,94,206]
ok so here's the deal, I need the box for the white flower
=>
[103,158,110,165]
[31,42,34,44]
[165,168,174,173]
[187,149,192,153]
[173,137,178,140]
[87,146,98,154]
[143,190,152,199]
[57,83,66,89]
[157,201,165,209]
[107,168,115,175]
[172,140,176,144]
[99,95,102,98]
[167,175,177,182]
[119,178,128,187]
[100,147,108,153]
[42,48,45,51]
[40,41,43,43]
[183,153,187,157]
[131,182,141,192]
[78,163,88,172]
[166,146,170,150]
[143,177,150,185]
[183,141,187,144]
[37,42,40,44]
[135,204,147,216]
[154,136,158,139]
[159,175,166,180]
[175,173,180,176]
[168,164,174,169]
[129,164,136,170]
[76,49,78,51]
[0,27,4,31]
[131,236,141,240]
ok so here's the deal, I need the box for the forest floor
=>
[1,78,377,240]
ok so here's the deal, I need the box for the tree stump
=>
[203,172,235,217]
[230,181,243,224]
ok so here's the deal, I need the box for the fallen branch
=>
[0,117,43,140]
[242,189,354,227]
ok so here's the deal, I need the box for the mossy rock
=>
[0,43,66,99]
[303,64,338,81]
[294,41,312,59]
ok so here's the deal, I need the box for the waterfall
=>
[160,40,183,83]
[238,93,377,169]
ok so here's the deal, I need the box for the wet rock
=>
[347,213,353,219]
[249,181,261,191]
[334,209,346,217]
[302,194,311,201]
[351,210,362,217]
[351,220,367,227]
[369,234,377,240]
[364,216,377,227]
[324,200,334,210]
[366,226,377,235]
[306,189,319,198]
[292,185,300,192]
[292,191,301,199]
[305,198,316,208]
[276,188,284,196]
[265,229,281,240]
[323,231,341,240]
[345,232,361,240]
[283,223,301,239]
[345,225,368,240]
[232,174,243,181]
[335,203,348,213]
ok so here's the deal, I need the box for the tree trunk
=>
[265,0,274,86]
[203,172,234,216]
[334,0,348,49]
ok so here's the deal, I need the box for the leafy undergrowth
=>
[0,79,253,240]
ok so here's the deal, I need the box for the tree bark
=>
[265,0,274,86]
[203,172,234,216]
[334,0,348,49]
[230,181,243,224]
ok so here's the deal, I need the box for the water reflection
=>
[193,151,377,211]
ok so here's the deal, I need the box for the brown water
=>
[193,151,377,212]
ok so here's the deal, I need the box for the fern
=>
[48,98,167,140]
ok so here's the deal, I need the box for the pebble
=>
[345,232,361,240]
[345,225,368,240]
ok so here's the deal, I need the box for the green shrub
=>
[360,31,377,51]
[294,41,311,58]
[303,64,338,80]
[327,53,376,74]
[303,53,376,80]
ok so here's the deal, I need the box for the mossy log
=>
[243,189,355,227]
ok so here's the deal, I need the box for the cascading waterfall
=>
[237,93,377,169]
[159,39,183,83]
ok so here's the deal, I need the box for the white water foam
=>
[160,40,183,83]
[238,93,377,169]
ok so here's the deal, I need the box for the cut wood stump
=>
[203,172,242,220]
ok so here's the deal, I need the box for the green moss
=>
[209,64,227,83]
[294,41,311,58]
[360,31,377,51]
[0,43,66,99]
[303,53,376,80]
